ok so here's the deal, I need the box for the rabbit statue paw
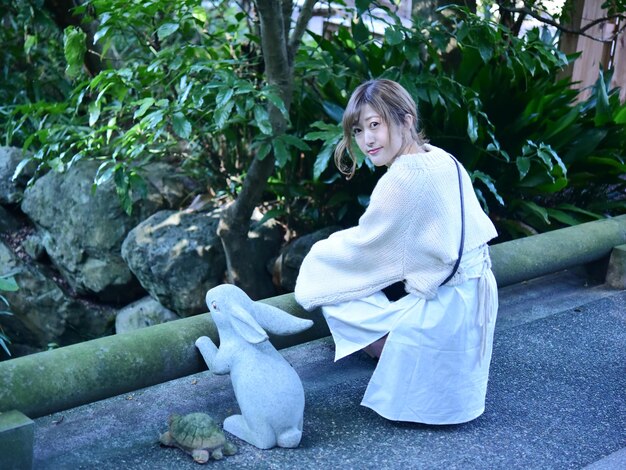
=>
[196,284,313,449]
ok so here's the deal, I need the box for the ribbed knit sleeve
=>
[294,166,427,310]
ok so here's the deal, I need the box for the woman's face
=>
[352,104,405,167]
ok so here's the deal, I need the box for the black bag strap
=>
[440,155,465,286]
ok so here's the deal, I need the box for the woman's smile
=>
[353,104,406,167]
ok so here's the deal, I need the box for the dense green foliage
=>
[1,1,625,241]
[300,6,626,238]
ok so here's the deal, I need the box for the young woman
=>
[294,79,499,425]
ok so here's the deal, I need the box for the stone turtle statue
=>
[159,412,237,463]
[196,284,313,449]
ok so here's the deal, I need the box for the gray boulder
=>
[0,146,34,204]
[121,209,226,316]
[115,297,180,334]
[0,240,115,354]
[273,226,340,292]
[20,160,191,304]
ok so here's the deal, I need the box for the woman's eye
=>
[370,121,379,128]
[353,128,362,136]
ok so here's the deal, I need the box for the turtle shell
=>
[168,413,226,451]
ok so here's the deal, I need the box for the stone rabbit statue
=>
[195,284,313,449]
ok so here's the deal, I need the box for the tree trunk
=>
[217,0,316,300]
[44,0,103,76]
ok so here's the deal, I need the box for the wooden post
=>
[559,0,625,102]
[610,19,626,102]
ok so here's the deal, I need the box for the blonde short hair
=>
[334,79,426,178]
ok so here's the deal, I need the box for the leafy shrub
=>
[0,1,72,145]
[0,273,19,356]
[3,2,625,240]
[302,6,626,240]
[5,1,300,213]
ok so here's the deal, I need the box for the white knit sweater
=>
[294,145,498,311]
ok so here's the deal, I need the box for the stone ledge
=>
[1,214,626,419]
[606,244,626,289]
[0,410,33,470]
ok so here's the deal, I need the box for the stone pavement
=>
[31,268,626,469]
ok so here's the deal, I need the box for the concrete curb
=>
[490,214,626,286]
[1,215,625,418]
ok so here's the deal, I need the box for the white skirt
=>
[321,245,498,424]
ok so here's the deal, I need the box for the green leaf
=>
[263,90,289,118]
[467,112,478,143]
[63,26,86,78]
[543,107,580,141]
[280,135,310,151]
[355,0,373,12]
[157,23,179,39]
[172,112,191,138]
[88,101,101,127]
[304,121,342,141]
[477,43,493,63]
[614,105,626,124]
[95,163,115,186]
[384,27,403,46]
[533,177,568,194]
[0,336,11,356]
[142,110,165,129]
[256,141,272,160]
[106,116,116,144]
[254,106,272,135]
[536,146,554,171]
[133,98,155,119]
[519,200,550,225]
[12,159,31,182]
[593,70,612,126]
[545,208,583,226]
[587,156,626,171]
[472,171,504,206]
[556,203,603,220]
[313,143,334,180]
[129,172,148,199]
[516,157,531,180]
[214,100,235,129]
[192,6,207,23]
[273,139,290,167]
[24,34,37,54]
[322,101,344,123]
[93,25,111,44]
[216,87,234,109]
[0,277,18,292]
[352,19,370,43]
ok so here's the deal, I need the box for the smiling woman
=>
[295,78,500,425]
[351,104,420,167]
[334,79,427,176]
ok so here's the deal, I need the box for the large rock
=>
[20,160,191,304]
[121,210,226,316]
[122,207,285,315]
[115,297,180,334]
[0,146,33,205]
[0,240,115,356]
[273,226,340,292]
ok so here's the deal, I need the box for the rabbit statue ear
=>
[251,302,314,336]
[229,304,269,344]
